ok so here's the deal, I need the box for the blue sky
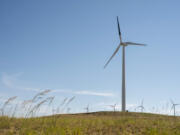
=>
[1,0,180,115]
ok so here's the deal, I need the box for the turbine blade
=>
[125,42,146,46]
[117,16,122,43]
[104,44,121,68]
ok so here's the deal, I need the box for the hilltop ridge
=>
[0,111,180,135]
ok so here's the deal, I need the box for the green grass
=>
[0,111,180,135]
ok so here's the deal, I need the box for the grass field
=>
[0,111,180,135]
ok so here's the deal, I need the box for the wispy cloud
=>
[1,72,115,97]
[2,72,22,88]
[1,72,42,92]
[75,90,114,97]
[54,89,115,97]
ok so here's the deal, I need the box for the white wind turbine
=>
[170,100,180,116]
[108,104,117,112]
[104,16,146,112]
[84,104,89,113]
[137,100,145,112]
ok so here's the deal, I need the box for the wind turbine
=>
[170,100,180,116]
[84,104,89,113]
[137,100,145,112]
[104,16,146,112]
[108,104,117,112]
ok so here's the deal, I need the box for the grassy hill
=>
[0,111,180,135]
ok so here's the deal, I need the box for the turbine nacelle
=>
[120,42,128,46]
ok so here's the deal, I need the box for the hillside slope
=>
[0,112,180,135]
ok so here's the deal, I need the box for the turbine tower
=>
[170,100,180,116]
[104,17,146,112]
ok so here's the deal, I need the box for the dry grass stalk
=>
[56,97,68,113]
[65,96,75,107]
[61,96,75,113]
[1,96,17,116]
[28,96,55,117]
[32,89,52,102]
[25,89,52,117]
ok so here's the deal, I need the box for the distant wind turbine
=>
[104,16,146,112]
[137,100,145,112]
[84,104,89,113]
[109,104,117,112]
[170,100,180,116]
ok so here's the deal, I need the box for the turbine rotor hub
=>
[120,42,127,46]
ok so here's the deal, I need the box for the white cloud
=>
[53,89,115,97]
[75,90,114,97]
[1,72,115,97]
[1,72,41,92]
[1,72,22,88]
